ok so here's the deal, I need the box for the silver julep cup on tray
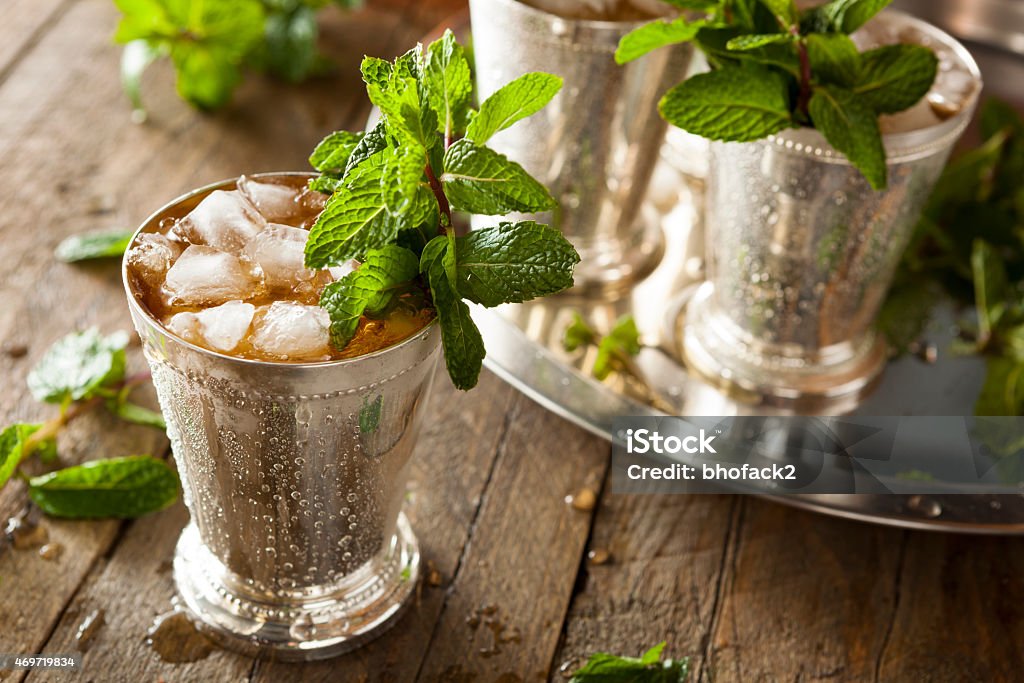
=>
[123,175,441,660]
[468,0,693,294]
[681,13,981,410]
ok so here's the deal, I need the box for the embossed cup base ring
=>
[173,514,420,661]
[680,283,888,412]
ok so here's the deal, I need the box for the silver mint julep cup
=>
[123,174,442,660]
[468,0,693,294]
[681,12,981,410]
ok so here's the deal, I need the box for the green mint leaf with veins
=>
[28,455,179,519]
[361,56,392,89]
[310,130,363,174]
[696,27,800,77]
[854,45,938,114]
[27,329,129,404]
[451,221,579,307]
[759,0,797,27]
[441,139,557,215]
[0,423,43,489]
[56,230,135,263]
[821,0,893,34]
[726,33,793,51]
[345,119,390,177]
[805,33,861,87]
[425,29,473,138]
[569,641,689,682]
[108,400,167,430]
[658,65,793,142]
[616,18,704,65]
[382,144,426,215]
[305,152,398,268]
[423,241,486,390]
[594,316,642,381]
[319,246,420,348]
[466,72,563,144]
[809,85,886,189]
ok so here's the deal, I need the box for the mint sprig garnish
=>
[619,0,940,189]
[0,329,175,519]
[112,0,361,114]
[569,641,689,682]
[304,31,580,390]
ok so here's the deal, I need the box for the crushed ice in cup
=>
[172,190,265,252]
[164,245,260,306]
[126,233,183,281]
[238,176,302,224]
[251,301,332,361]
[244,224,316,290]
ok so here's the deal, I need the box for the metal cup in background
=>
[680,12,981,410]
[468,0,693,295]
[123,175,441,660]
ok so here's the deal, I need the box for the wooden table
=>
[1,1,1023,681]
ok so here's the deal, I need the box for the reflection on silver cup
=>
[468,0,692,293]
[681,13,981,409]
[123,178,441,660]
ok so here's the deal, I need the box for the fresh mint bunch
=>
[0,329,176,519]
[304,31,580,390]
[113,0,361,113]
[617,0,938,189]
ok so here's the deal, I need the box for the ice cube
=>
[126,232,184,282]
[238,176,303,224]
[165,312,199,343]
[172,190,265,252]
[164,245,260,306]
[196,301,256,352]
[251,301,331,360]
[243,225,316,290]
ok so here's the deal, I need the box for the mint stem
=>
[424,163,453,234]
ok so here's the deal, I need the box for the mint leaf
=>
[569,641,689,682]
[563,313,597,352]
[27,329,129,404]
[260,4,319,83]
[310,130,363,174]
[28,455,179,519]
[382,144,426,215]
[809,85,887,190]
[805,33,860,87]
[658,65,793,142]
[108,401,166,430]
[441,139,557,214]
[976,358,1024,416]
[760,0,797,27]
[319,245,420,348]
[361,56,392,89]
[169,43,244,110]
[345,119,390,178]
[973,239,1008,349]
[466,72,563,144]
[726,33,793,51]
[824,0,893,34]
[56,230,135,263]
[451,221,579,306]
[423,243,485,390]
[695,27,800,77]
[594,316,642,381]
[616,18,703,64]
[854,45,938,115]
[305,154,397,267]
[425,29,473,139]
[0,424,42,488]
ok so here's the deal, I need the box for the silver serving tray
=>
[474,12,1024,533]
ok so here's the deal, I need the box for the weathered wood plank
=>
[251,371,519,683]
[0,0,72,86]
[414,397,610,682]
[702,499,905,682]
[875,531,1024,682]
[551,494,738,678]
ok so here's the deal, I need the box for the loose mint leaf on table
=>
[55,230,136,263]
[465,73,563,144]
[28,456,179,519]
[570,641,689,682]
[441,140,557,214]
[808,85,887,190]
[424,29,473,139]
[616,18,704,64]
[854,45,938,114]
[27,329,129,404]
[319,245,420,348]
[658,65,793,142]
[805,33,860,87]
[450,221,580,307]
[108,400,167,430]
[0,423,43,488]
[305,155,395,268]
